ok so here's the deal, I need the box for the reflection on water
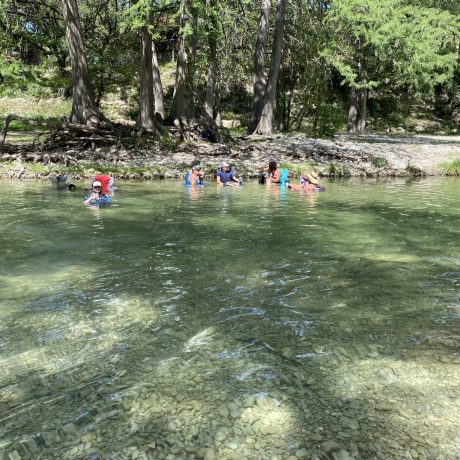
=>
[0,178,459,459]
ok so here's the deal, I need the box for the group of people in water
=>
[185,160,323,191]
[74,160,323,207]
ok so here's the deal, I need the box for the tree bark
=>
[152,41,165,119]
[348,85,367,133]
[138,23,161,133]
[168,0,194,126]
[253,0,287,135]
[202,0,218,124]
[275,66,289,131]
[248,0,271,133]
[357,86,367,133]
[60,0,104,125]
[348,87,359,133]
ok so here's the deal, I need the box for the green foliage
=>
[310,103,347,138]
[440,159,460,175]
[280,162,318,178]
[159,133,181,150]
[405,163,425,176]
[324,163,351,177]
[323,0,460,97]
[0,0,458,136]
[371,156,389,168]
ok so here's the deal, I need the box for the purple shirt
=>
[217,170,235,184]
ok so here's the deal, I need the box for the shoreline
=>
[1,133,459,180]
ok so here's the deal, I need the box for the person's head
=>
[268,160,277,172]
[220,161,229,171]
[92,180,102,192]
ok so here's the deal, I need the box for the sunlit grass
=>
[0,97,71,119]
[440,158,460,175]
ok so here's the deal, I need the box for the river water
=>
[0,178,459,460]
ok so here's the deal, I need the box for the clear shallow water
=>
[0,178,459,459]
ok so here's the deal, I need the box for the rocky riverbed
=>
[1,133,460,180]
[2,328,459,460]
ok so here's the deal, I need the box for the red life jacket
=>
[95,175,112,193]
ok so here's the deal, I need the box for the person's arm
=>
[216,172,223,185]
[83,193,97,205]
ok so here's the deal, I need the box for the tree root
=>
[0,113,233,162]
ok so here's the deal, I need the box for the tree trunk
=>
[248,0,271,133]
[168,0,194,126]
[60,0,104,125]
[348,87,359,133]
[202,0,218,124]
[152,41,165,119]
[348,85,367,133]
[275,66,288,131]
[138,23,161,132]
[253,0,287,136]
[203,48,217,124]
[357,86,367,133]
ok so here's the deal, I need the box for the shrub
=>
[371,156,388,168]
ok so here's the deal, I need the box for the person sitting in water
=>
[189,164,204,185]
[90,174,113,194]
[216,161,240,186]
[288,171,322,192]
[267,160,281,183]
[259,160,281,184]
[83,180,111,206]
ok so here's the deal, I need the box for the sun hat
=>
[306,173,319,185]
[220,161,229,168]
[92,180,102,187]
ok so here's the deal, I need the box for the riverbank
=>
[1,133,460,180]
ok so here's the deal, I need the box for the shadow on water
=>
[0,180,459,459]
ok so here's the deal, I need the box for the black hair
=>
[268,160,277,171]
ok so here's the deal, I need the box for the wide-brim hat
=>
[307,173,319,185]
